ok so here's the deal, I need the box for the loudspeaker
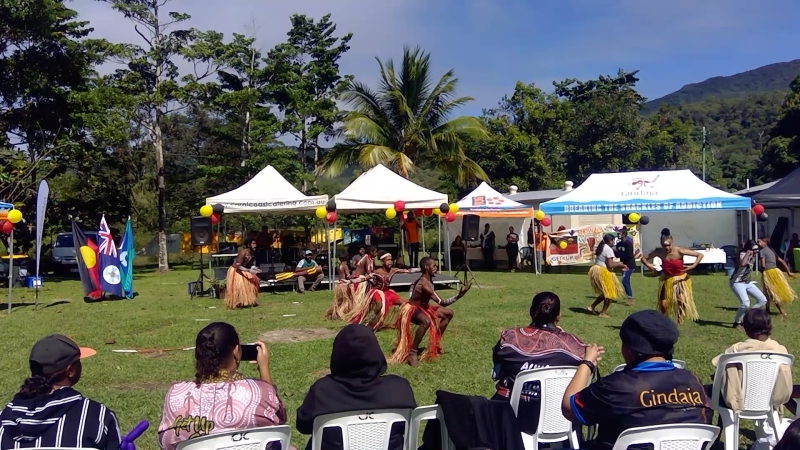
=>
[462,214,481,242]
[190,216,212,246]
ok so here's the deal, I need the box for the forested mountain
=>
[644,59,800,113]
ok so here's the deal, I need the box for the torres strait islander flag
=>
[72,220,101,299]
[98,215,123,297]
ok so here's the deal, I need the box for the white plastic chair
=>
[408,405,455,450]
[611,423,720,450]
[175,426,291,450]
[311,409,411,450]
[509,366,588,450]
[710,351,794,450]
[612,359,686,373]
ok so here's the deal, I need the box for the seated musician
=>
[296,250,324,294]
[224,238,261,309]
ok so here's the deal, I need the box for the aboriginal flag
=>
[72,220,101,300]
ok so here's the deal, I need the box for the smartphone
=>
[240,343,259,361]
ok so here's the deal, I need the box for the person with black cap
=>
[561,310,712,450]
[0,334,121,450]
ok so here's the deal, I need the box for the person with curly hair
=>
[0,335,120,450]
[157,322,286,450]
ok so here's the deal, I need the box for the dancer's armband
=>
[438,295,459,306]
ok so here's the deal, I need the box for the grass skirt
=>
[658,272,698,322]
[588,265,623,299]
[361,289,402,330]
[224,267,259,309]
[388,302,441,364]
[339,282,371,323]
[324,282,354,320]
[763,268,796,305]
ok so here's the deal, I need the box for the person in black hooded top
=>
[296,324,417,450]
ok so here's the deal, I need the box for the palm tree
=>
[316,46,489,185]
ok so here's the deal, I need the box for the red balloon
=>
[423,208,433,217]
[210,213,221,225]
[541,217,551,227]
[326,211,337,223]
[445,212,456,222]
[413,209,423,217]
[0,220,12,234]
[753,204,765,215]
[394,200,405,212]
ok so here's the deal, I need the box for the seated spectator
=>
[709,308,792,411]
[296,324,417,450]
[491,291,585,434]
[0,334,121,450]
[158,322,287,450]
[775,419,800,450]
[561,310,713,450]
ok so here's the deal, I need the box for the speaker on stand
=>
[456,214,481,288]
[189,216,213,299]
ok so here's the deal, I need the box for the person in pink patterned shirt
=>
[157,322,287,450]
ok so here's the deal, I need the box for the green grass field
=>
[1,268,798,450]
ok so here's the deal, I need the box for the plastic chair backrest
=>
[613,359,686,373]
[611,423,720,450]
[174,425,291,450]
[509,366,585,438]
[710,351,794,418]
[408,405,455,450]
[311,409,411,450]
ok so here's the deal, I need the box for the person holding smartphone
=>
[158,322,286,450]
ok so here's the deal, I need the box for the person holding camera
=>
[157,322,286,450]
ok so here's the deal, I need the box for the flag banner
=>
[35,180,49,282]
[98,215,122,297]
[119,217,134,298]
[545,224,642,266]
[72,220,101,299]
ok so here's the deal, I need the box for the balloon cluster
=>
[533,210,551,227]
[0,208,22,234]
[753,203,768,222]
[315,199,338,223]
[386,201,459,222]
[200,203,225,224]
[625,212,650,226]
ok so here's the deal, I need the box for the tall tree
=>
[317,46,489,185]
[266,14,353,190]
[98,0,226,272]
[762,76,800,179]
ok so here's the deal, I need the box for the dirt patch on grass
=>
[109,381,171,392]
[259,328,338,344]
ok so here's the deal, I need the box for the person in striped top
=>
[0,334,121,449]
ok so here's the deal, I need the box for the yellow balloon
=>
[315,206,327,219]
[628,212,640,223]
[448,203,459,214]
[433,208,441,215]
[559,241,567,249]
[385,208,397,219]
[534,210,545,221]
[199,205,213,217]
[7,209,22,224]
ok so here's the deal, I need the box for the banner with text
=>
[545,224,641,266]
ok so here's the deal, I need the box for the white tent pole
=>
[400,218,405,265]
[421,215,425,265]
[640,224,645,277]
[446,225,452,273]
[533,210,539,275]
[437,216,442,269]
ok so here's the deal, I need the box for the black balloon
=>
[326,199,337,212]
[639,215,650,225]
[439,202,450,213]
[212,203,224,214]
[758,212,769,222]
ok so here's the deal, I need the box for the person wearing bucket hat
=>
[561,311,712,450]
[0,335,121,449]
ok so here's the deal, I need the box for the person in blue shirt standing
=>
[615,227,637,306]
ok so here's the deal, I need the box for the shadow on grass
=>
[695,319,732,328]
[568,307,596,316]
[5,300,71,311]
[715,306,738,312]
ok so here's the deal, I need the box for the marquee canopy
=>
[753,166,800,207]
[453,182,533,217]
[540,170,750,215]
[0,202,12,210]
[334,164,447,213]
[206,165,327,214]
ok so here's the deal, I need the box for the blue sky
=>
[77,0,800,117]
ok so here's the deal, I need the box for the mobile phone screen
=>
[240,344,258,361]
